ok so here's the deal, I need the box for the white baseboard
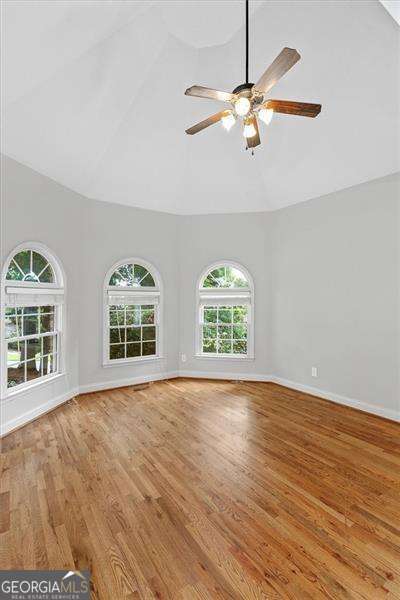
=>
[270,375,400,422]
[179,370,272,382]
[78,371,179,394]
[1,386,80,437]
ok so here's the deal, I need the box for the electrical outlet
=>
[311,366,318,378]
[181,353,187,363]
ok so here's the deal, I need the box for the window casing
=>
[103,259,162,365]
[196,262,254,359]
[1,243,65,397]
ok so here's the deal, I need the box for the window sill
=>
[2,372,66,402]
[103,356,165,368]
[194,353,254,361]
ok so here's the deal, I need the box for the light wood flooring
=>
[1,379,400,599]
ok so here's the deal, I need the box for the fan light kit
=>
[184,0,321,153]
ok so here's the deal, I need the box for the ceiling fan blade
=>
[265,99,321,117]
[185,110,231,135]
[246,115,261,149]
[253,47,301,96]
[185,85,235,103]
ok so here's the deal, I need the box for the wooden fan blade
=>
[185,110,231,135]
[246,115,261,149]
[265,99,321,117]
[185,85,235,103]
[253,48,301,95]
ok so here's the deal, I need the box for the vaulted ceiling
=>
[2,0,399,214]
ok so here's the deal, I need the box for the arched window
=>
[104,259,162,364]
[196,262,254,358]
[1,243,65,396]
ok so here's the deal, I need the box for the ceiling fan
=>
[184,0,321,152]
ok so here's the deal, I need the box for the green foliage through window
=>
[6,250,54,283]
[109,263,155,288]
[202,266,248,289]
[202,305,248,356]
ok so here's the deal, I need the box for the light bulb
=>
[234,97,251,116]
[258,107,274,125]
[221,112,236,131]
[243,122,256,138]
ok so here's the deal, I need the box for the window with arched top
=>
[104,259,162,364]
[1,243,65,396]
[196,262,254,358]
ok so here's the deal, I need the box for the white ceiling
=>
[2,0,399,214]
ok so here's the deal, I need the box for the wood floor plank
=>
[1,379,399,598]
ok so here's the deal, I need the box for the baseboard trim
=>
[2,370,398,437]
[78,371,179,394]
[270,375,400,422]
[179,370,272,382]
[1,387,80,437]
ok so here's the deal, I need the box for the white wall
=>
[1,155,399,434]
[270,174,400,416]
[1,155,82,432]
[178,212,274,379]
[78,198,179,392]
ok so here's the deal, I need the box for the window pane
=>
[140,272,156,287]
[233,306,247,323]
[39,265,54,283]
[233,340,247,355]
[141,307,154,325]
[12,250,30,276]
[40,311,55,333]
[133,264,148,283]
[203,325,217,339]
[127,327,141,342]
[26,337,40,361]
[109,264,134,286]
[202,274,217,288]
[126,343,141,358]
[110,344,125,360]
[6,259,23,281]
[203,339,216,353]
[32,251,48,276]
[126,308,140,326]
[218,339,232,354]
[26,358,41,382]
[109,309,125,326]
[142,326,156,341]
[42,353,57,375]
[7,341,22,366]
[142,341,156,356]
[204,308,217,323]
[218,308,232,324]
[42,335,56,356]
[8,364,25,388]
[233,325,247,339]
[110,328,125,343]
[218,325,231,339]
[23,313,39,336]
[5,315,22,339]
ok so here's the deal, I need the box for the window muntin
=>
[105,260,161,364]
[109,304,157,360]
[109,263,155,288]
[201,265,248,289]
[201,304,248,356]
[2,245,64,396]
[197,262,253,359]
[6,250,54,283]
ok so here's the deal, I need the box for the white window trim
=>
[1,242,66,400]
[103,257,164,367]
[195,260,255,360]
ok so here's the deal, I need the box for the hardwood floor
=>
[1,379,399,599]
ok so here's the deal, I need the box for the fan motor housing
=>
[232,83,254,97]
